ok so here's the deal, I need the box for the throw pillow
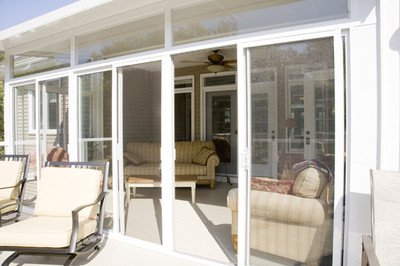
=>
[124,152,146,165]
[192,147,216,165]
[292,167,329,198]
[251,177,294,194]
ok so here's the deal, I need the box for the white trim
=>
[0,0,113,41]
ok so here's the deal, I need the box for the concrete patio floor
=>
[0,237,209,266]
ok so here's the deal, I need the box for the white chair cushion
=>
[0,216,97,248]
[0,198,17,214]
[34,167,102,219]
[0,161,23,200]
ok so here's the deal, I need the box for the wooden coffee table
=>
[125,175,197,204]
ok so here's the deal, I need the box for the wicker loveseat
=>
[227,167,334,265]
[124,141,220,189]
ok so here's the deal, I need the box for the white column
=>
[377,0,400,170]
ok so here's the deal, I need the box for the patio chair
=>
[0,154,30,226]
[0,161,109,266]
[362,169,400,266]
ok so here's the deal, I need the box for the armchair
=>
[0,161,109,266]
[0,154,30,226]
[362,169,400,266]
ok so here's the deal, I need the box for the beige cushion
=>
[175,163,207,175]
[0,161,23,200]
[292,167,328,198]
[124,152,146,165]
[176,141,216,163]
[126,142,161,163]
[34,167,102,219]
[192,147,216,165]
[0,216,97,248]
[0,198,17,214]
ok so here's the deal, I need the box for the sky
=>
[0,0,79,31]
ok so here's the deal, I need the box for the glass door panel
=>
[78,71,113,230]
[38,77,69,165]
[247,37,335,265]
[119,62,162,244]
[206,91,237,175]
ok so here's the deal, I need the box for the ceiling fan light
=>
[207,64,225,73]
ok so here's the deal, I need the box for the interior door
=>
[206,90,237,175]
[249,68,278,177]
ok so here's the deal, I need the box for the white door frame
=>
[237,30,345,265]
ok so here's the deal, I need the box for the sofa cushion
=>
[0,216,96,248]
[124,162,161,176]
[192,147,216,165]
[124,152,146,165]
[34,167,102,219]
[251,177,294,194]
[0,161,23,200]
[175,163,207,175]
[292,167,328,198]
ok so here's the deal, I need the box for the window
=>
[175,76,194,141]
[12,40,71,78]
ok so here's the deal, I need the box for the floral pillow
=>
[251,177,294,194]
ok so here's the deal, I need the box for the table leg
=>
[191,184,196,204]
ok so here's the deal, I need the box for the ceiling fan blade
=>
[224,59,237,64]
[225,64,236,70]
[180,60,206,63]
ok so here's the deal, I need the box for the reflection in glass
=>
[246,37,335,265]
[78,71,113,230]
[173,0,347,45]
[77,14,164,64]
[12,40,71,78]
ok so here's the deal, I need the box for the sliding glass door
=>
[237,33,345,265]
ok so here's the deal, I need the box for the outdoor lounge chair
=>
[362,169,400,266]
[0,161,109,266]
[0,154,30,226]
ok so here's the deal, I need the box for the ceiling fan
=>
[181,49,237,73]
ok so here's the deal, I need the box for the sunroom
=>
[0,0,397,265]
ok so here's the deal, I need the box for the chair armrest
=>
[362,235,380,266]
[250,190,327,226]
[0,195,36,212]
[0,178,26,190]
[207,154,220,167]
[68,191,107,253]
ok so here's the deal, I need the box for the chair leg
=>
[2,251,20,266]
[64,254,77,266]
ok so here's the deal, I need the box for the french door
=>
[237,32,345,265]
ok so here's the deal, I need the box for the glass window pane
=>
[12,39,71,78]
[120,61,162,245]
[173,0,348,45]
[248,37,336,265]
[77,14,164,64]
[175,93,192,141]
[79,71,112,139]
